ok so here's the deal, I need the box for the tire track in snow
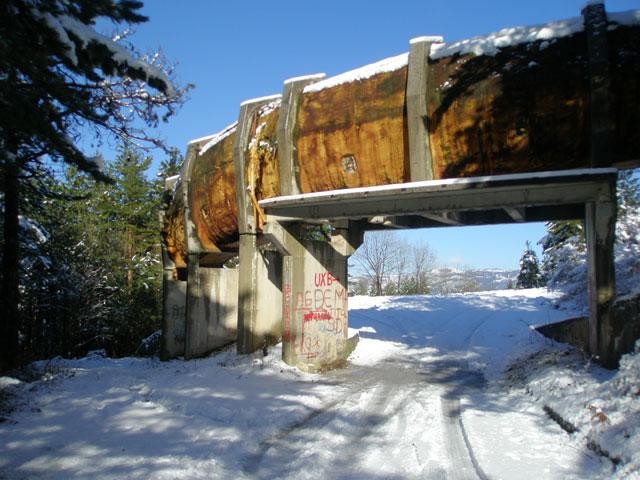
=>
[434,313,491,480]
[244,304,493,478]
[242,360,437,478]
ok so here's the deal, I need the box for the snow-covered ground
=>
[1,289,638,479]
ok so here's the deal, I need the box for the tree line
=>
[0,0,190,371]
[350,231,485,296]
[6,145,181,364]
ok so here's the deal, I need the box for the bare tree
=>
[411,241,436,294]
[352,231,399,296]
[352,233,438,296]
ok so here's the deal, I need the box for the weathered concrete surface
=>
[161,271,187,359]
[536,292,640,367]
[185,266,239,359]
[536,317,589,353]
[282,233,349,372]
[585,184,617,367]
[237,234,283,354]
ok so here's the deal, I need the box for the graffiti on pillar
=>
[292,272,347,360]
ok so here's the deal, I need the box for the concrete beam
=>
[420,211,463,226]
[260,169,618,221]
[583,2,612,168]
[504,207,526,222]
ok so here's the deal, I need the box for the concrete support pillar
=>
[585,179,617,367]
[265,221,361,371]
[277,74,325,196]
[160,176,187,359]
[160,250,186,359]
[407,36,442,182]
[234,95,285,355]
[237,235,282,353]
[283,230,348,371]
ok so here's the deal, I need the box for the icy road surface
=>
[0,289,620,479]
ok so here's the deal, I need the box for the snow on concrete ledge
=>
[299,7,639,94]
[430,16,584,59]
[410,35,444,45]
[430,7,640,60]
[259,168,619,207]
[609,9,640,27]
[284,73,326,85]
[303,53,409,93]
[240,94,282,107]
[192,122,238,156]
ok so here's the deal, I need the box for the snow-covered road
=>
[2,289,635,479]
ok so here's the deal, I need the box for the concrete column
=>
[265,222,359,371]
[160,176,187,359]
[407,36,442,182]
[585,178,617,367]
[160,250,186,359]
[237,235,282,353]
[234,96,285,355]
[277,74,325,196]
[583,2,612,168]
[184,253,201,359]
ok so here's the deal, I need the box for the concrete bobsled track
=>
[160,2,640,370]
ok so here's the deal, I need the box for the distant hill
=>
[349,268,519,295]
[427,268,518,294]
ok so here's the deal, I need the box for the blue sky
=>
[125,0,637,270]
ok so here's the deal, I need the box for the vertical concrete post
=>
[184,252,202,359]
[583,3,617,367]
[234,96,284,354]
[283,230,349,371]
[160,176,187,358]
[264,221,361,371]
[277,74,325,196]
[407,36,442,182]
[160,238,186,359]
[236,236,282,353]
[583,2,612,168]
[585,179,617,367]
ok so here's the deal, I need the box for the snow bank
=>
[512,341,640,479]
[1,290,637,478]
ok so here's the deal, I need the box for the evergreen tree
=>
[539,220,584,284]
[99,145,162,355]
[516,241,542,289]
[0,0,190,370]
[15,145,164,360]
[540,169,640,296]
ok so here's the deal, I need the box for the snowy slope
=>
[1,289,638,479]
